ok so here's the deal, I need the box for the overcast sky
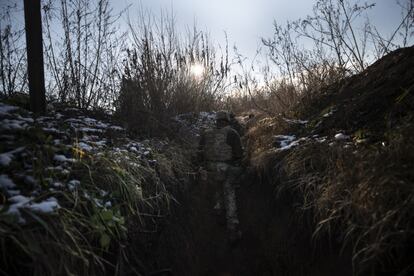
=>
[116,0,404,59]
[0,0,406,60]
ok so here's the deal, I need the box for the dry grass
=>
[246,112,414,274]
[0,142,192,276]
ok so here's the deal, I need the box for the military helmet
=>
[216,111,230,122]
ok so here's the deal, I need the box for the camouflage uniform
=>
[199,111,243,243]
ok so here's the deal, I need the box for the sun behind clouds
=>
[190,63,204,78]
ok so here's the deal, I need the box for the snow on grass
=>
[0,101,162,225]
[6,195,60,223]
[78,142,93,151]
[109,125,123,131]
[67,179,80,191]
[7,195,31,223]
[29,197,60,213]
[316,137,327,143]
[16,115,34,123]
[42,127,65,134]
[0,147,25,167]
[0,153,12,166]
[82,117,109,129]
[283,118,308,125]
[0,119,28,130]
[322,108,336,118]
[66,116,123,135]
[78,127,103,133]
[335,133,350,140]
[273,135,310,151]
[54,154,76,163]
[274,135,296,148]
[0,103,18,116]
[93,140,107,147]
[0,174,16,189]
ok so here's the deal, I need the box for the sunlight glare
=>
[190,63,204,78]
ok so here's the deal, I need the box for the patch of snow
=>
[356,138,368,144]
[52,182,64,188]
[0,153,12,166]
[61,169,70,175]
[109,125,123,131]
[54,154,75,163]
[0,103,18,116]
[323,109,336,118]
[29,197,60,213]
[274,135,296,148]
[78,142,93,151]
[283,118,308,124]
[93,140,106,147]
[1,119,28,130]
[65,118,83,123]
[273,135,308,151]
[316,137,327,143]
[0,174,16,189]
[99,189,108,197]
[93,198,103,207]
[335,133,350,140]
[42,127,64,134]
[83,117,97,123]
[46,165,63,171]
[67,179,80,191]
[7,195,31,223]
[16,115,34,123]
[36,116,54,122]
[7,195,60,222]
[78,127,103,133]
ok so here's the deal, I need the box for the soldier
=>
[198,111,243,244]
[229,112,244,137]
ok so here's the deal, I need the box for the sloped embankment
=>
[245,46,414,275]
[0,102,194,275]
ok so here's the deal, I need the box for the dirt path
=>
[166,170,353,276]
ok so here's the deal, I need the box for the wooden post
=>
[24,0,46,114]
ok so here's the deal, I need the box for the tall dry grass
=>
[115,10,230,136]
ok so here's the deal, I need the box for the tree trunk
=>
[24,0,46,114]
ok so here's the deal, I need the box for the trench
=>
[153,165,353,276]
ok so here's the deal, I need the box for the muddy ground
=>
[154,169,353,276]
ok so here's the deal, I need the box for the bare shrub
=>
[0,4,27,96]
[232,0,414,117]
[42,0,124,109]
[369,0,414,57]
[116,10,230,136]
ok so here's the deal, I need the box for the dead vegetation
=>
[0,101,194,276]
[245,46,414,275]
